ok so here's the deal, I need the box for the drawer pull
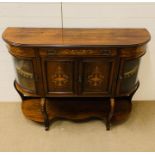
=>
[47,50,57,55]
[102,50,111,56]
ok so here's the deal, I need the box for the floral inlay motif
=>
[51,65,69,87]
[88,66,104,87]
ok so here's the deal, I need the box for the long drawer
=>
[39,48,117,57]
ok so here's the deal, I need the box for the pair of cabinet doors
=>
[42,57,118,97]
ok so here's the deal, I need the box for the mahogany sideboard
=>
[2,28,150,130]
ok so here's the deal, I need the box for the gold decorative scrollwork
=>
[51,65,69,87]
[47,49,115,56]
[123,65,139,78]
[16,67,33,79]
[61,49,99,55]
[15,59,33,79]
[88,66,104,87]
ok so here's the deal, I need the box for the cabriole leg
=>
[106,98,115,130]
[40,98,49,131]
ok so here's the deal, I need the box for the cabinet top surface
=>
[2,27,151,47]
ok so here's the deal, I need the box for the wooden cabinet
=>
[2,28,150,130]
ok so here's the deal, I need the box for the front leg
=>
[106,98,115,130]
[40,98,49,131]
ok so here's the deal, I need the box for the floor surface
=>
[0,101,155,152]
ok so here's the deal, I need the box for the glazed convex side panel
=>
[7,45,44,96]
[13,57,36,92]
[116,45,146,96]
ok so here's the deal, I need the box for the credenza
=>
[2,28,150,130]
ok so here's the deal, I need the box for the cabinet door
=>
[80,58,116,96]
[42,58,76,96]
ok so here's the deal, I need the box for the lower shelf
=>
[21,97,132,130]
[14,80,137,130]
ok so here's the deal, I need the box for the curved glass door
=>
[13,57,36,92]
[118,58,140,95]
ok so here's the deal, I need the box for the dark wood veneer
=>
[2,27,150,130]
[3,28,150,47]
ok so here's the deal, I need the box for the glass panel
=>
[13,57,36,92]
[120,58,140,93]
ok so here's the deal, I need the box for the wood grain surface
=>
[2,27,150,47]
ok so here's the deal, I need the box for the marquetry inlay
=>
[88,66,104,87]
[46,48,116,56]
[51,65,69,87]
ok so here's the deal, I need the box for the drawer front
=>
[42,58,76,96]
[79,58,117,96]
[39,48,117,57]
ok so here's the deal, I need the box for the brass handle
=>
[102,49,111,56]
[47,50,57,55]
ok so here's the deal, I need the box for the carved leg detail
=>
[40,98,49,131]
[106,98,115,130]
